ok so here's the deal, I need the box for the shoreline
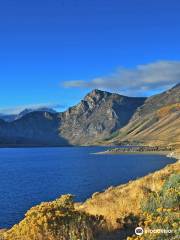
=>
[94,145,175,155]
[94,150,171,155]
[78,150,180,229]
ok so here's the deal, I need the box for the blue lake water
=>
[0,147,175,228]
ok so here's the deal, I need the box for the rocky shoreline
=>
[96,145,175,154]
[167,149,180,161]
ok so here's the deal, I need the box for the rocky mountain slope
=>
[59,89,146,145]
[0,90,146,146]
[106,84,180,146]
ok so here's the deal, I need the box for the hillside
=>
[0,112,69,146]
[78,160,180,229]
[105,84,180,146]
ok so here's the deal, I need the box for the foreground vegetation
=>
[1,154,179,240]
[127,173,180,240]
[79,161,179,228]
[2,195,105,240]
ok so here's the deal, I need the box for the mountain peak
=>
[86,89,111,96]
[19,107,56,116]
[84,89,112,105]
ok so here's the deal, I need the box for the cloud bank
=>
[63,61,180,96]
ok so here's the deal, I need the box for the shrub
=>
[127,173,180,240]
[3,195,105,240]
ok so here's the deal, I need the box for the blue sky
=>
[0,0,180,114]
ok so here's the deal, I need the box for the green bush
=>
[127,173,180,240]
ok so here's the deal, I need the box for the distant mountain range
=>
[0,107,56,122]
[0,84,179,146]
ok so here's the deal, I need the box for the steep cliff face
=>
[0,90,146,146]
[108,84,180,145]
[59,89,146,144]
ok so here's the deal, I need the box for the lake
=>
[0,147,175,228]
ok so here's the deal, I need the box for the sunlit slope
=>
[110,104,180,145]
[106,84,180,146]
[78,162,180,229]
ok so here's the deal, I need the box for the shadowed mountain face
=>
[0,90,146,146]
[0,112,69,146]
[107,84,180,145]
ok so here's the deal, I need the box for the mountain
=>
[106,84,180,146]
[0,85,179,147]
[0,90,146,146]
[58,89,146,144]
[18,107,56,119]
[0,111,68,146]
[0,114,16,122]
[0,107,56,122]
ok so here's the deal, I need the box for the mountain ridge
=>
[0,84,179,146]
[104,83,180,146]
[0,107,56,122]
[0,89,146,146]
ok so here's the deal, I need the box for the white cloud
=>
[63,60,180,96]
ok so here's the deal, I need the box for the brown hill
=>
[106,84,180,146]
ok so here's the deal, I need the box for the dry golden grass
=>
[102,103,180,147]
[77,161,180,230]
[156,103,180,118]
